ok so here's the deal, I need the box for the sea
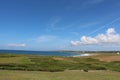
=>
[0,50,83,57]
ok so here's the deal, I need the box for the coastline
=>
[72,53,98,57]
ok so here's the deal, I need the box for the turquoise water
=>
[0,50,82,57]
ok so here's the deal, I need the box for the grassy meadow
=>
[0,53,120,80]
[0,70,120,80]
[0,53,120,72]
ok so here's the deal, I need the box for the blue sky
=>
[0,0,120,51]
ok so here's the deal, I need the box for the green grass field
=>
[0,53,120,72]
[0,70,120,80]
[0,53,120,80]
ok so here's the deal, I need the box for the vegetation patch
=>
[0,53,120,72]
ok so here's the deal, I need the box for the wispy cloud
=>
[7,43,26,47]
[49,17,61,28]
[71,32,79,36]
[71,28,120,46]
[37,35,57,42]
[83,0,105,6]
[80,22,98,28]
[46,16,62,32]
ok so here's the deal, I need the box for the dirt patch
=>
[92,55,120,62]
[53,57,65,61]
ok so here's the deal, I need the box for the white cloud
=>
[106,28,115,34]
[7,43,26,47]
[71,28,120,46]
[37,35,57,42]
[71,41,80,46]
